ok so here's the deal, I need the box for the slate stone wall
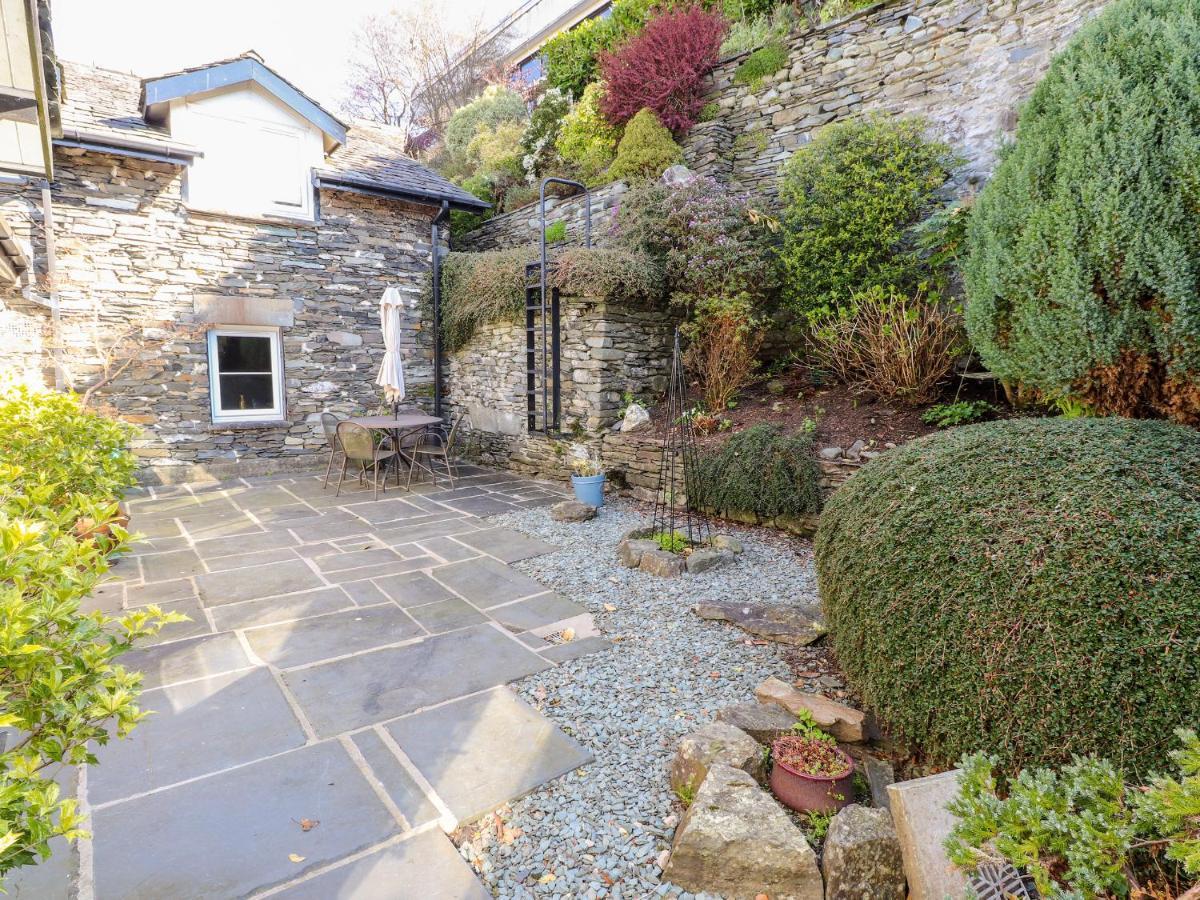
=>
[0,146,440,484]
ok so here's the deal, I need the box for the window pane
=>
[217,335,272,372]
[218,374,275,411]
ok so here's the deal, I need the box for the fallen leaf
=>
[600,872,615,886]
[756,894,770,900]
[500,826,522,844]
[603,603,616,612]
[560,627,575,642]
[288,853,305,863]
[297,818,319,832]
[537,873,556,884]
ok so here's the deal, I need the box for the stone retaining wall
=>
[453,180,627,252]
[0,147,440,484]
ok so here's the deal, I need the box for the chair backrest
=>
[337,421,376,462]
[444,413,466,453]
[320,412,343,447]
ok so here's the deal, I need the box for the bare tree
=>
[343,1,512,140]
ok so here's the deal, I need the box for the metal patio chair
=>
[320,411,345,488]
[406,412,464,490]
[335,421,399,500]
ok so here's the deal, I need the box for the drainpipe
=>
[40,184,64,390]
[431,201,450,420]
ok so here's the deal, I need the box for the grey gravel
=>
[454,501,822,899]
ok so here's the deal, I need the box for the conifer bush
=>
[815,417,1200,774]
[608,109,683,181]
[694,424,821,521]
[964,0,1200,424]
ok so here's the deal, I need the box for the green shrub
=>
[520,88,572,182]
[608,108,683,181]
[733,43,788,90]
[921,400,995,428]
[947,733,1200,897]
[815,416,1200,774]
[544,221,567,243]
[778,115,958,318]
[442,85,527,162]
[818,0,879,22]
[555,82,620,184]
[694,424,821,521]
[548,246,661,300]
[542,0,655,99]
[0,385,178,882]
[721,3,799,57]
[963,0,1200,425]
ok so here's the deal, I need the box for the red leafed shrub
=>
[599,6,727,132]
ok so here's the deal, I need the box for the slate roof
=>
[57,60,486,211]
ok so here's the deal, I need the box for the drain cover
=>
[968,862,1039,899]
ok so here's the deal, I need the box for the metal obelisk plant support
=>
[651,328,710,547]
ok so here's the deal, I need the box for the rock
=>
[670,722,764,799]
[819,446,844,460]
[754,677,866,743]
[617,538,659,568]
[862,754,896,810]
[821,804,906,900]
[685,548,734,574]
[845,439,867,460]
[660,164,695,186]
[715,703,798,745]
[550,500,596,523]
[766,379,786,395]
[887,770,967,900]
[640,549,685,577]
[662,765,823,900]
[694,601,826,647]
[619,402,651,433]
[710,534,743,554]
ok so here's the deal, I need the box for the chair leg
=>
[443,455,455,489]
[335,458,348,497]
[323,449,337,488]
[406,452,417,490]
[373,459,380,501]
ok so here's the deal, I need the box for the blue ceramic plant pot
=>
[571,474,605,508]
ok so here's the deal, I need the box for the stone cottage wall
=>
[0,146,439,483]
[458,0,1108,252]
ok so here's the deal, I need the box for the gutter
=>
[314,173,489,214]
[55,127,201,165]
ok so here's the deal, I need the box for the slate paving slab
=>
[209,586,354,632]
[274,830,490,900]
[438,495,519,517]
[282,624,551,737]
[192,529,299,560]
[372,571,457,607]
[196,559,326,606]
[540,635,616,663]
[431,557,549,608]
[90,741,399,900]
[122,631,251,690]
[321,555,438,584]
[453,526,559,563]
[138,597,212,646]
[350,729,440,829]
[489,592,587,633]
[405,597,490,634]
[244,604,424,669]
[387,687,593,826]
[371,516,478,546]
[123,577,197,608]
[88,668,306,806]
[204,546,298,573]
[139,548,205,584]
[414,535,479,563]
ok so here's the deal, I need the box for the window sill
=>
[185,204,317,228]
[208,418,291,431]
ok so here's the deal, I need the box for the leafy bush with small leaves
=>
[721,3,800,57]
[964,0,1200,425]
[946,731,1200,898]
[733,43,788,90]
[544,221,568,244]
[921,400,995,428]
[599,6,727,132]
[0,384,179,882]
[441,85,527,165]
[778,115,958,317]
[520,87,572,182]
[548,246,662,302]
[555,82,621,184]
[816,417,1200,774]
[608,108,683,181]
[694,424,821,521]
[818,0,878,22]
[542,0,656,99]
[653,530,690,553]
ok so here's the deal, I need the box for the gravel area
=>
[453,501,824,899]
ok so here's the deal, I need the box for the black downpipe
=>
[431,200,451,420]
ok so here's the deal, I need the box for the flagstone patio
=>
[13,466,609,900]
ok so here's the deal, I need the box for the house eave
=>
[314,174,490,213]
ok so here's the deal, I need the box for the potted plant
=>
[769,734,855,815]
[570,454,606,508]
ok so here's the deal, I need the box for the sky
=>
[53,0,496,114]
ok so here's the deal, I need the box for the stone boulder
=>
[714,702,798,745]
[685,548,734,574]
[617,538,658,568]
[821,804,906,900]
[755,677,866,742]
[663,764,823,900]
[640,549,685,577]
[695,602,826,647]
[670,722,764,799]
[620,402,651,433]
[550,500,597,523]
[887,770,967,900]
[710,534,744,553]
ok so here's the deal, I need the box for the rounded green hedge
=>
[815,417,1200,774]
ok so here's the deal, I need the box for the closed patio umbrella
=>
[375,286,406,415]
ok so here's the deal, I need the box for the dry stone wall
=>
[0,146,439,483]
[454,180,626,252]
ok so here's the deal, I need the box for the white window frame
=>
[206,326,285,423]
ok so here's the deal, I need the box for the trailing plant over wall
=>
[816,416,1200,774]
[548,246,661,300]
[0,384,178,882]
[599,5,727,131]
[694,423,821,521]
[778,115,958,318]
[608,109,684,181]
[964,0,1200,425]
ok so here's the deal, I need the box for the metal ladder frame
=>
[526,177,591,433]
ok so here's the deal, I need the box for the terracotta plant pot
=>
[769,739,855,815]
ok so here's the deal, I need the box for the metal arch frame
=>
[533,176,590,433]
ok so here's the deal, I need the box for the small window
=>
[207,327,284,423]
[518,55,544,85]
